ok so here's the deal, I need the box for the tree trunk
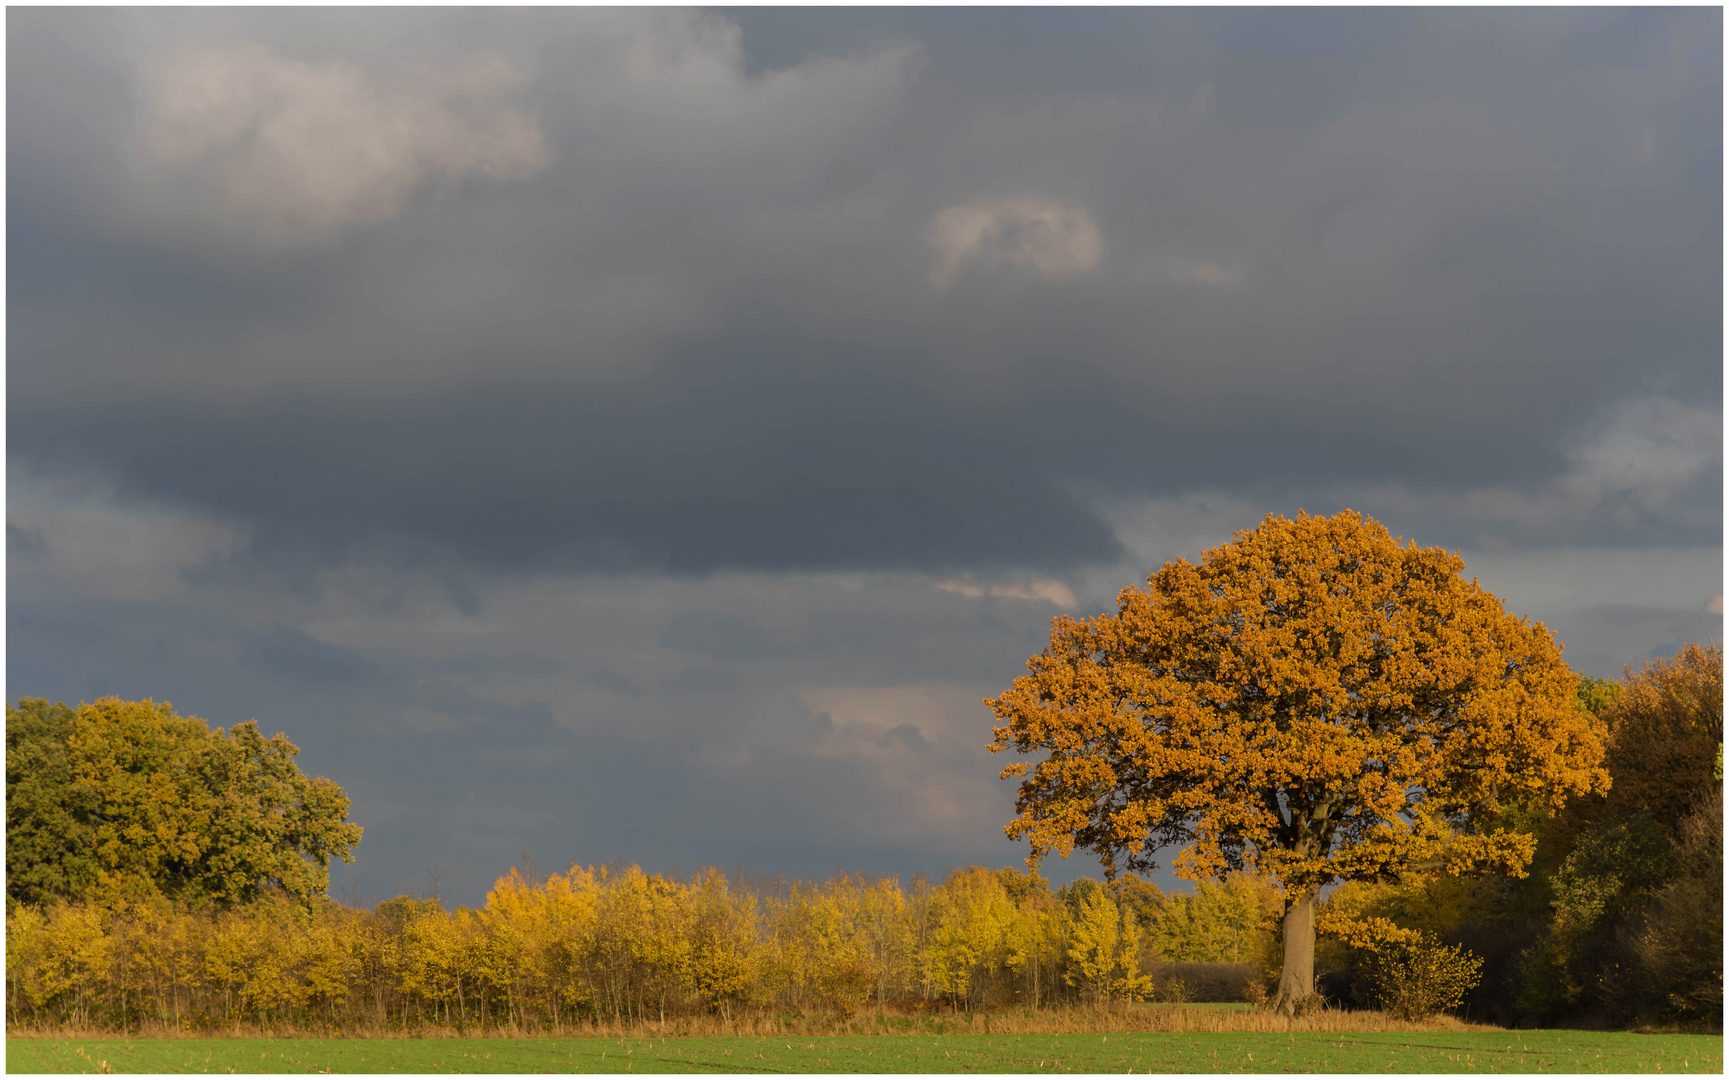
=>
[1270,889,1318,1016]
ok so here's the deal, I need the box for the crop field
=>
[10,1030,1721,1073]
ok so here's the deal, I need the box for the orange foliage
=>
[987,511,1609,1009]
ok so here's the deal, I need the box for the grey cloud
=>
[1549,605,1724,681]
[660,667,738,695]
[12,12,1718,562]
[584,667,641,696]
[878,723,930,751]
[659,615,813,663]
[8,524,46,560]
[401,683,556,733]
[19,345,1709,579]
[436,653,568,679]
[11,352,1138,575]
[243,624,373,684]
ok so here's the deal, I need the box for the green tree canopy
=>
[6,696,362,911]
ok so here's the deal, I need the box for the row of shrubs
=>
[7,863,1297,1032]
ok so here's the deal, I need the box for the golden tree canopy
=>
[986,510,1609,897]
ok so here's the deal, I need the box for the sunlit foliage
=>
[1064,886,1151,1002]
[1151,873,1281,967]
[988,510,1609,1013]
[6,864,1293,1032]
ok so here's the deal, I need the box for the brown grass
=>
[8,1002,1496,1041]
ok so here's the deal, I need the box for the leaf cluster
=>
[1362,932,1484,1021]
[6,697,362,912]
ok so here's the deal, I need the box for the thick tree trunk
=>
[1270,889,1318,1016]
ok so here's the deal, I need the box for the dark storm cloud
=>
[9,8,1720,577]
[7,340,1713,576]
[8,361,1125,574]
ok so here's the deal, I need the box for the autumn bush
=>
[1363,932,1484,1021]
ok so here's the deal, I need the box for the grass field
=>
[9,1030,1721,1073]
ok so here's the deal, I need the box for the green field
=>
[8,1030,1721,1074]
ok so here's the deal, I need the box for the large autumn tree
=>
[6,696,362,911]
[987,510,1608,1014]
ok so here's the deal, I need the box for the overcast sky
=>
[7,8,1722,908]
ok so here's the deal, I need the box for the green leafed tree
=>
[6,697,362,911]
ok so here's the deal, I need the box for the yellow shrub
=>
[1364,932,1483,1020]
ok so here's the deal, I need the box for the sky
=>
[7,8,1722,909]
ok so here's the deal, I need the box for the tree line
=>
[5,643,1715,1033]
[6,861,1284,1032]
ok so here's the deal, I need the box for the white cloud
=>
[134,42,547,243]
[624,9,752,89]
[926,197,1102,289]
[935,577,1077,607]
